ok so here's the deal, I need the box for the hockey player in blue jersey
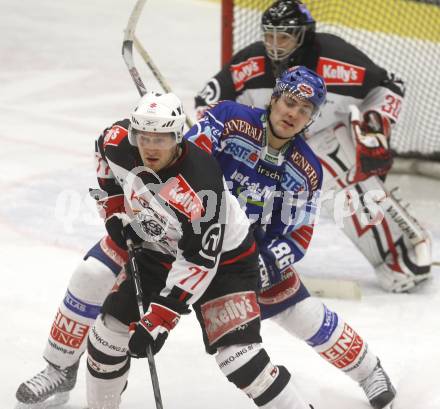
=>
[16,67,395,409]
[195,0,432,294]
[186,66,395,409]
[186,67,324,319]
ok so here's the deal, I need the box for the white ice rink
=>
[1,0,439,408]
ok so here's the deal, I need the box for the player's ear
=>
[269,96,277,108]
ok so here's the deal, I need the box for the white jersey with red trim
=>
[195,33,404,131]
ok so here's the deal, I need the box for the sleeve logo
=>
[103,125,128,148]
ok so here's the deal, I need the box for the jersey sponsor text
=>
[231,56,265,91]
[202,291,260,345]
[317,57,366,86]
[319,323,364,369]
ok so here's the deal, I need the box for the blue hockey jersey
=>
[185,100,323,273]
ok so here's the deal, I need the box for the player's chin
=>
[275,126,296,140]
[143,158,161,170]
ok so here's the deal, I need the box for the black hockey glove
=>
[104,215,142,250]
[350,108,393,183]
[128,297,190,357]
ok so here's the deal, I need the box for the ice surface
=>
[1,0,439,408]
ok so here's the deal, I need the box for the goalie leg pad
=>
[217,344,301,407]
[272,298,377,382]
[43,256,118,368]
[310,124,432,292]
[86,314,130,409]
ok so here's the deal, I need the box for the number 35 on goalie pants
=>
[307,123,432,292]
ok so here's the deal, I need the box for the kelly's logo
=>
[202,292,260,345]
[230,56,265,91]
[317,57,366,86]
[158,174,205,221]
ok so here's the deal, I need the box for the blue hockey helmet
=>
[273,66,326,114]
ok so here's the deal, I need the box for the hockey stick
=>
[132,36,194,129]
[301,276,362,300]
[122,0,148,96]
[122,0,194,128]
[126,238,164,409]
[111,3,167,392]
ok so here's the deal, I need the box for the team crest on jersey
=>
[103,125,128,148]
[158,174,205,221]
[230,56,265,91]
[317,57,366,86]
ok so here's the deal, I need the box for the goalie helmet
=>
[129,92,186,146]
[261,0,315,61]
[273,66,327,115]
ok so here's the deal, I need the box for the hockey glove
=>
[104,214,142,250]
[128,297,190,357]
[350,106,393,182]
[91,191,144,250]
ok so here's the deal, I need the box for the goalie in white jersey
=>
[195,0,432,293]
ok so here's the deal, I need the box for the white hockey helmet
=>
[129,92,186,145]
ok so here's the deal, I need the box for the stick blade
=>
[301,276,362,300]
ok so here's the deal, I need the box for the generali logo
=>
[202,291,260,345]
[159,174,205,221]
[317,57,366,86]
[231,56,265,91]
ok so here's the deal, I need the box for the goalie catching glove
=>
[128,297,190,357]
[349,105,393,183]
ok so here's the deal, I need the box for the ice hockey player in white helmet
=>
[18,91,317,409]
[85,91,316,409]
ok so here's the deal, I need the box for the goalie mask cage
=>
[221,0,440,161]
